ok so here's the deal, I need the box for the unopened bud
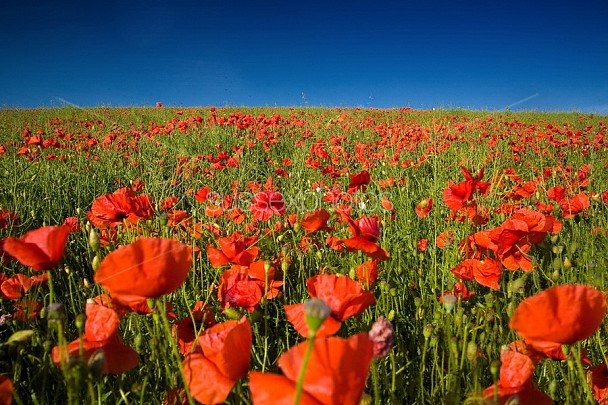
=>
[88,228,100,251]
[91,255,101,271]
[303,298,331,336]
[442,294,457,312]
[8,330,34,345]
[423,324,434,340]
[88,349,106,378]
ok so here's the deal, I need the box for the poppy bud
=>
[490,359,501,378]
[46,303,66,327]
[224,307,242,320]
[387,309,395,321]
[563,257,572,269]
[88,228,100,251]
[75,313,86,333]
[303,298,331,337]
[91,255,100,272]
[7,330,34,345]
[293,222,302,233]
[281,259,289,273]
[442,294,457,312]
[423,324,434,340]
[88,349,106,379]
[466,341,478,362]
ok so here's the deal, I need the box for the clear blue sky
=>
[2,0,607,113]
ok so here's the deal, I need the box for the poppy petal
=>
[94,237,192,299]
[183,353,236,404]
[278,333,373,405]
[249,372,322,405]
[284,303,342,337]
[509,284,607,345]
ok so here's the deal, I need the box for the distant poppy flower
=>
[172,301,216,356]
[442,167,490,212]
[348,170,371,193]
[355,260,379,286]
[183,317,252,404]
[509,284,606,350]
[417,238,429,252]
[94,238,192,305]
[415,198,433,218]
[87,187,153,229]
[206,233,259,268]
[1,273,48,300]
[249,191,285,221]
[62,216,81,232]
[547,186,565,202]
[559,192,589,218]
[436,229,454,248]
[52,303,139,374]
[285,274,375,337]
[12,299,43,321]
[0,375,12,405]
[0,209,19,229]
[482,349,552,405]
[588,358,608,404]
[451,258,502,290]
[2,225,71,271]
[194,186,210,203]
[439,282,474,303]
[156,102,163,108]
[249,332,373,405]
[300,209,331,234]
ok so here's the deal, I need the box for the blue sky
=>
[1,0,607,113]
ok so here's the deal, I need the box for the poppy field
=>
[0,106,608,404]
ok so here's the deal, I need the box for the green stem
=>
[371,359,381,405]
[294,332,316,405]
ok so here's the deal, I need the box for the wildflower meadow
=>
[1,106,608,404]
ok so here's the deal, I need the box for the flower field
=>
[0,106,608,404]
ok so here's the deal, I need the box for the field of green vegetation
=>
[0,106,607,404]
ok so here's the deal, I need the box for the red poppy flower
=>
[442,167,490,212]
[436,229,454,248]
[547,186,565,202]
[439,282,474,302]
[52,303,139,374]
[2,225,71,271]
[415,198,433,218]
[207,233,259,267]
[0,273,48,300]
[588,358,608,404]
[13,299,43,321]
[559,192,589,218]
[473,208,561,271]
[348,170,371,193]
[172,301,216,356]
[87,187,153,229]
[450,258,502,290]
[285,274,375,337]
[183,317,252,404]
[355,260,379,286]
[94,238,192,305]
[509,285,606,349]
[300,209,331,234]
[0,375,12,405]
[249,191,285,221]
[0,209,19,229]
[249,333,373,405]
[482,350,552,405]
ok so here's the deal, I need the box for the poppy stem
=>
[293,331,316,405]
[371,358,381,405]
